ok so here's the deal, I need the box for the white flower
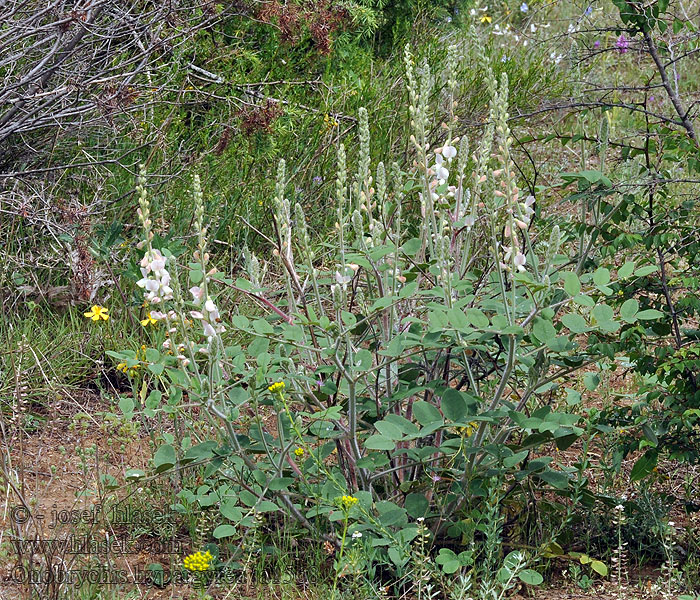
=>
[432,154,449,182]
[136,248,173,304]
[190,286,205,305]
[335,270,353,286]
[202,321,217,338]
[442,145,457,161]
[514,252,527,272]
[464,215,475,231]
[520,2,528,12]
[352,531,363,539]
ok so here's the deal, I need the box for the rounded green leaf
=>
[465,308,489,329]
[441,389,468,422]
[636,309,664,320]
[620,299,639,322]
[518,569,543,585]
[562,271,581,296]
[220,499,242,522]
[405,493,429,518]
[561,313,588,333]
[213,524,237,539]
[153,444,176,473]
[590,560,608,576]
[593,267,610,287]
[364,435,396,451]
[412,400,443,425]
[375,420,404,440]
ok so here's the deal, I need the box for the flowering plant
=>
[119,46,632,577]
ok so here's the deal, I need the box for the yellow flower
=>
[183,550,213,572]
[268,381,285,394]
[480,14,492,23]
[140,312,158,327]
[116,361,140,377]
[341,495,359,509]
[294,447,304,457]
[84,305,109,321]
[457,421,478,437]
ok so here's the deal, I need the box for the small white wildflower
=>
[441,144,457,161]
[432,153,449,182]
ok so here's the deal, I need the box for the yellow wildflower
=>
[294,447,304,457]
[268,381,285,394]
[341,495,359,509]
[480,14,492,23]
[183,550,213,572]
[84,305,109,321]
[140,312,158,327]
[116,361,140,377]
[457,421,478,437]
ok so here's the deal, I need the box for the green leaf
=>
[538,468,569,490]
[402,238,421,256]
[573,294,594,307]
[148,363,164,376]
[441,389,468,422]
[447,307,470,330]
[405,493,429,518]
[412,400,443,425]
[563,271,581,296]
[252,319,274,335]
[354,349,374,371]
[593,267,610,287]
[620,299,639,322]
[503,449,529,468]
[364,435,396,451]
[592,304,614,322]
[532,318,557,342]
[518,569,544,585]
[257,501,279,512]
[220,499,242,522]
[590,560,608,576]
[465,308,489,329]
[213,524,237,539]
[374,420,404,440]
[636,309,664,320]
[635,265,657,277]
[153,444,176,473]
[630,450,658,482]
[618,261,635,279]
[561,313,588,333]
[584,372,600,391]
[118,396,134,416]
[268,477,295,490]
[125,468,146,481]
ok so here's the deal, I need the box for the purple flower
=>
[593,40,600,49]
[584,6,593,16]
[313,175,323,185]
[616,34,629,54]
